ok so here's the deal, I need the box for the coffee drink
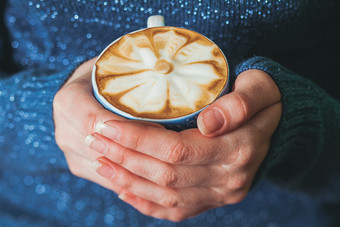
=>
[94,26,228,119]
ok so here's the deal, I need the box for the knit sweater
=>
[1,0,339,226]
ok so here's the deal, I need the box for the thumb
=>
[197,69,281,137]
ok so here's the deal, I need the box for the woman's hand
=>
[53,58,129,194]
[86,69,282,221]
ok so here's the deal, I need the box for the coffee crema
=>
[95,27,228,119]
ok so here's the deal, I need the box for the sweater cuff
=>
[234,56,324,189]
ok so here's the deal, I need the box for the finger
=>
[197,69,281,137]
[118,191,216,222]
[221,102,283,193]
[65,151,215,222]
[53,61,125,136]
[54,114,103,161]
[126,120,165,129]
[94,120,237,165]
[247,102,282,137]
[94,157,223,208]
[63,151,125,195]
[86,133,229,187]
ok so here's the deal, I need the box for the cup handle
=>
[147,15,165,28]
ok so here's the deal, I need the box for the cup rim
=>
[92,26,230,123]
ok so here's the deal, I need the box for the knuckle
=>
[137,203,157,218]
[129,126,148,151]
[53,83,74,111]
[67,163,82,178]
[157,165,178,187]
[228,174,249,191]
[134,163,149,178]
[233,92,249,121]
[227,191,247,204]
[160,193,179,208]
[83,112,98,134]
[54,129,62,145]
[225,149,241,165]
[236,144,255,168]
[119,175,132,189]
[54,130,68,151]
[217,165,231,187]
[169,214,186,222]
[167,141,191,164]
[53,90,64,111]
[115,150,127,167]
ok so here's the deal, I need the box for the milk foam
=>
[95,27,228,119]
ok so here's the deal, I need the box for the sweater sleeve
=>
[235,56,340,202]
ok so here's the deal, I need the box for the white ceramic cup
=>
[92,15,229,131]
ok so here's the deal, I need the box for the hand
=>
[198,69,282,137]
[85,69,282,221]
[53,58,128,194]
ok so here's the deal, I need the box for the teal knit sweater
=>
[236,57,340,202]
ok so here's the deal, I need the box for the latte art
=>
[95,27,228,119]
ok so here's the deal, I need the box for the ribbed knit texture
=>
[235,57,340,202]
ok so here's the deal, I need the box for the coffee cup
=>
[92,15,229,131]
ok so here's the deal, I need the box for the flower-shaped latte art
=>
[95,27,228,119]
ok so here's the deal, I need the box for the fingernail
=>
[84,135,107,154]
[85,134,95,147]
[93,160,115,178]
[118,193,138,206]
[95,122,107,133]
[92,160,102,171]
[95,122,121,142]
[118,194,126,200]
[197,109,224,135]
